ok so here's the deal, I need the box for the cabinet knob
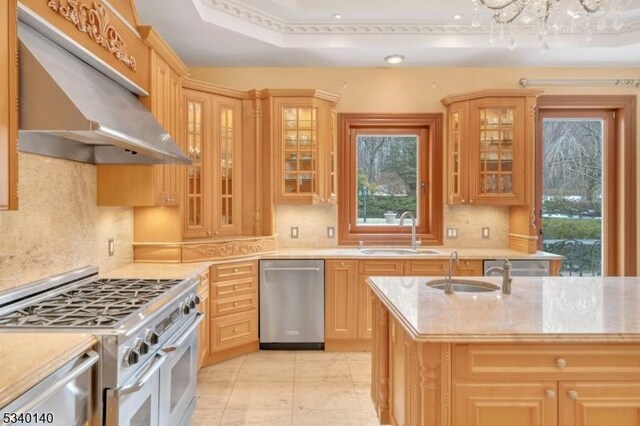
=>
[233,268,239,273]
[207,231,212,236]
[233,285,239,290]
[233,328,239,333]
[470,198,475,203]
[568,390,579,400]
[233,302,239,307]
[546,389,556,398]
[461,199,466,203]
[556,358,567,369]
[340,262,345,266]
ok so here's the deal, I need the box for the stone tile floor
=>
[190,350,379,425]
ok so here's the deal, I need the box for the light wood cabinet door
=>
[456,260,483,276]
[559,382,640,426]
[0,0,18,211]
[358,260,403,341]
[468,97,526,205]
[212,96,243,236]
[325,260,358,340]
[210,309,258,353]
[453,381,558,426]
[197,272,210,370]
[182,89,212,238]
[447,101,469,205]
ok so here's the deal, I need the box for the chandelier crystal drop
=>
[470,0,630,49]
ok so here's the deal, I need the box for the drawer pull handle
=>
[233,268,239,273]
[556,358,567,369]
[568,390,579,400]
[546,389,556,398]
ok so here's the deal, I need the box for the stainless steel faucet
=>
[485,259,513,294]
[398,211,420,251]
[445,251,459,294]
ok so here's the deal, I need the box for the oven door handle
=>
[160,312,204,353]
[5,350,99,418]
[108,351,167,397]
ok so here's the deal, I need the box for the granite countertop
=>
[265,247,563,260]
[101,262,212,280]
[0,334,96,408]
[368,276,640,343]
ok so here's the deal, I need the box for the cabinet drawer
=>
[454,344,640,381]
[211,261,257,281]
[211,277,257,300]
[358,260,404,276]
[210,309,258,353]
[211,293,257,317]
[404,260,449,276]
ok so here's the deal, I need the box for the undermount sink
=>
[426,278,500,293]
[359,248,442,256]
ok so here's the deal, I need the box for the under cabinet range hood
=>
[17,23,191,165]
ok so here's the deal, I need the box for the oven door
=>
[105,351,167,426]
[159,312,203,426]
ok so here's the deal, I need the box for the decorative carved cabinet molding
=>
[182,79,244,239]
[0,0,18,210]
[259,90,340,205]
[441,90,542,206]
[97,27,188,207]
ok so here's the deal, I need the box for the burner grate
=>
[0,278,183,327]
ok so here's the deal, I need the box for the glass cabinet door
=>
[183,91,211,238]
[447,102,468,204]
[282,106,318,197]
[214,97,242,236]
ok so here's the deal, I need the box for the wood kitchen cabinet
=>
[206,260,258,365]
[325,260,358,341]
[197,270,210,370]
[441,90,541,206]
[559,382,640,426]
[97,27,188,207]
[0,0,18,210]
[182,79,244,239]
[261,90,340,205]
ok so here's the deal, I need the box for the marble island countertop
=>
[367,276,640,343]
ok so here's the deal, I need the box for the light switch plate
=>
[482,227,490,239]
[446,227,458,239]
[327,226,335,239]
[290,227,299,239]
[108,238,115,257]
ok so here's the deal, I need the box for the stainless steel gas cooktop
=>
[0,277,184,327]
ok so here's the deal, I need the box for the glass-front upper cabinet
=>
[271,92,340,205]
[442,91,540,206]
[214,97,242,236]
[183,90,211,238]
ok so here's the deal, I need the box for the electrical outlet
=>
[482,227,490,239]
[446,227,458,239]
[327,226,335,239]
[290,227,299,239]
[108,238,115,257]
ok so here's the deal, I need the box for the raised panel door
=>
[469,97,526,205]
[325,260,358,340]
[357,276,375,340]
[453,381,557,426]
[213,96,243,236]
[447,102,469,205]
[559,382,640,426]
[456,260,483,276]
[183,89,212,238]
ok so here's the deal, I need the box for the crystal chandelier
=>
[470,0,630,49]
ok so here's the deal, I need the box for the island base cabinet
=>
[559,382,640,426]
[453,382,558,426]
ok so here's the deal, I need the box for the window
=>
[338,113,443,245]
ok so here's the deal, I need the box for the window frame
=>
[337,113,443,246]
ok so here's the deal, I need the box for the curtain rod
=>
[519,78,640,88]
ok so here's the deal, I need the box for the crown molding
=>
[200,0,640,38]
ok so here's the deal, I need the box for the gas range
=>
[0,266,203,426]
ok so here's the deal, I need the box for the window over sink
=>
[338,113,444,246]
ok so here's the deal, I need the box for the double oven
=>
[106,312,202,426]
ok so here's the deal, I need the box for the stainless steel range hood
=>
[17,22,191,165]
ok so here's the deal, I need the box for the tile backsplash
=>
[275,204,509,248]
[0,153,133,291]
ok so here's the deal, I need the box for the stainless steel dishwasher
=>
[259,259,324,349]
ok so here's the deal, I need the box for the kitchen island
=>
[367,276,640,426]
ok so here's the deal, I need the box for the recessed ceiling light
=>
[332,13,342,19]
[384,54,405,64]
[453,14,462,20]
